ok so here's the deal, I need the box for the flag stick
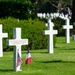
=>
[27,64,30,75]
[25,46,32,74]
[28,64,29,73]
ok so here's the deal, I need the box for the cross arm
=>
[2,33,8,38]
[6,39,28,46]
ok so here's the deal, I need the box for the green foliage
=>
[0,17,57,51]
[0,17,48,51]
[0,0,72,19]
[0,0,35,19]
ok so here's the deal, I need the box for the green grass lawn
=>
[0,37,75,75]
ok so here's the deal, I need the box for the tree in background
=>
[0,0,72,19]
[31,0,72,14]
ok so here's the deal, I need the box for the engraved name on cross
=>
[44,19,58,53]
[63,18,73,43]
[0,24,8,57]
[6,28,28,72]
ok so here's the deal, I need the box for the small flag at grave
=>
[25,50,32,64]
[17,51,22,67]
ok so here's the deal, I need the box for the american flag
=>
[25,50,32,64]
[17,51,22,67]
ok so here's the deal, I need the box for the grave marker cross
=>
[63,18,73,43]
[6,28,28,72]
[44,19,58,53]
[0,24,8,57]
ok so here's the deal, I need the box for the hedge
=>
[0,17,51,51]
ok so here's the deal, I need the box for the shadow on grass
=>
[60,48,75,50]
[22,51,48,54]
[55,47,75,51]
[30,52,48,54]
[39,60,75,63]
[0,69,13,72]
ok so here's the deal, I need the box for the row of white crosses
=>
[37,13,73,53]
[0,24,28,72]
[0,12,73,71]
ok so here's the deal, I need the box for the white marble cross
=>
[6,28,28,72]
[63,18,73,43]
[0,24,8,57]
[44,19,58,53]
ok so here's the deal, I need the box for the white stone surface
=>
[6,28,28,72]
[0,24,8,57]
[44,19,58,53]
[63,18,73,43]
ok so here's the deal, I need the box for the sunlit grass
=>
[0,37,75,75]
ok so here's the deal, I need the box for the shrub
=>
[0,17,57,51]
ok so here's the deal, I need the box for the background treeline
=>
[0,0,72,19]
[0,0,58,19]
[0,0,36,19]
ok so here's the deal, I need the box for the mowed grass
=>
[0,37,75,75]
